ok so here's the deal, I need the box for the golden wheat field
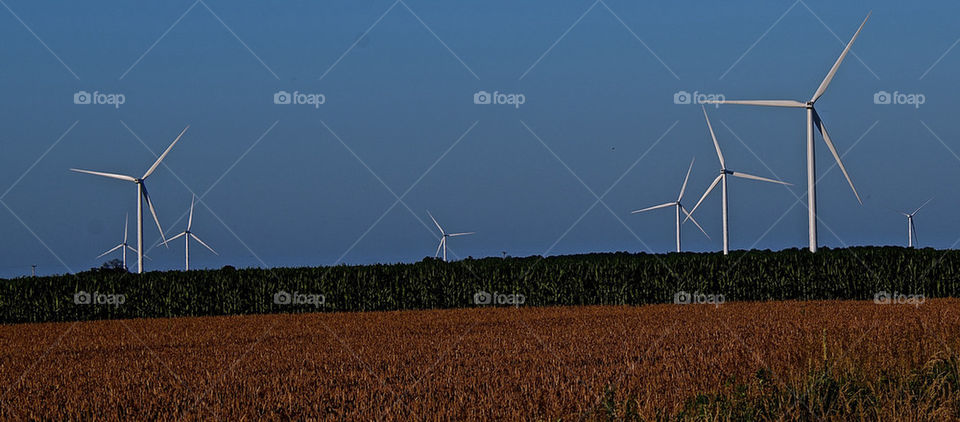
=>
[0,299,957,420]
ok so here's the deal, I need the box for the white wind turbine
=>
[164,195,217,270]
[96,214,140,271]
[707,13,870,253]
[899,198,932,248]
[631,158,710,252]
[428,211,474,262]
[686,106,792,255]
[71,126,189,273]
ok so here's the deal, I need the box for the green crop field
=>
[1,246,957,324]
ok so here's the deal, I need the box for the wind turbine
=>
[899,198,932,248]
[428,211,474,262]
[686,107,792,255]
[71,126,189,273]
[96,214,141,270]
[164,195,217,270]
[707,13,869,253]
[631,158,710,252]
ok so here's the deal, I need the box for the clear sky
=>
[1,0,958,277]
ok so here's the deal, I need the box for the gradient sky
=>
[1,0,959,277]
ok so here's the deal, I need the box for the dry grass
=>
[0,299,957,420]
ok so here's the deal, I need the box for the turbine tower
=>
[686,107,791,255]
[707,13,869,253]
[631,158,709,252]
[96,214,141,270]
[428,211,474,262]
[164,195,217,270]
[71,126,189,273]
[899,198,932,248]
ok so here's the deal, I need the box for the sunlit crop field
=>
[1,299,957,420]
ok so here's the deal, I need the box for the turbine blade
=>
[729,171,792,185]
[681,206,710,240]
[142,126,189,179]
[164,232,187,246]
[685,175,722,223]
[141,182,168,245]
[190,233,218,255]
[913,197,933,215]
[427,211,445,235]
[187,195,196,231]
[124,213,129,244]
[813,109,861,204]
[448,232,474,237]
[702,106,724,168]
[811,12,871,103]
[70,169,137,182]
[911,220,919,246]
[631,202,676,214]
[678,157,695,201]
[434,238,444,258]
[704,100,806,108]
[97,244,123,259]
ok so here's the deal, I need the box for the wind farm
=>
[3,3,960,421]
[70,126,189,273]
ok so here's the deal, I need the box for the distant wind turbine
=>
[96,214,142,270]
[164,195,217,270]
[71,126,189,273]
[428,211,474,262]
[706,13,870,253]
[686,107,791,255]
[899,198,932,248]
[631,158,709,252]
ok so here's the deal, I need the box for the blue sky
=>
[1,0,959,277]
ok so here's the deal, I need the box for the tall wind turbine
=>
[428,211,474,262]
[96,214,140,270]
[164,195,217,270]
[631,158,710,252]
[686,107,792,255]
[899,198,932,248]
[707,13,869,253]
[71,126,189,273]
